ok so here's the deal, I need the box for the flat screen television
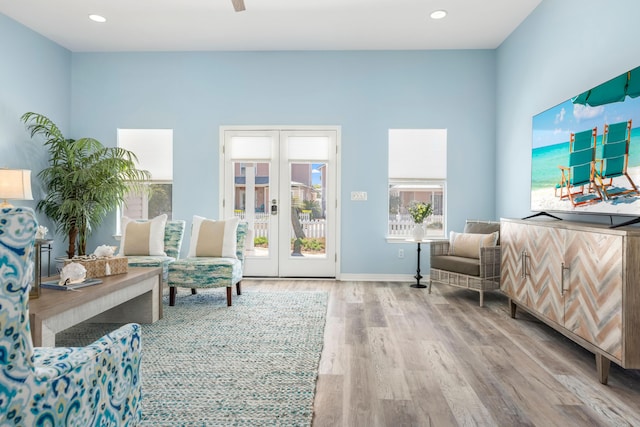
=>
[531,65,640,224]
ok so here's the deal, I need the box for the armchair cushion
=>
[431,254,480,276]
[119,214,167,256]
[463,221,500,235]
[188,216,239,258]
[448,231,498,259]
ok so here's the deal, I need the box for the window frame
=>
[116,128,174,234]
[387,129,447,241]
[387,179,446,241]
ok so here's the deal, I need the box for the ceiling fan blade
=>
[231,0,246,12]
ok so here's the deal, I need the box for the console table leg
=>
[596,353,610,385]
[509,299,517,319]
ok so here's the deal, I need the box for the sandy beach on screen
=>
[531,165,640,216]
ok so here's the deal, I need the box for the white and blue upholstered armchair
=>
[168,218,247,306]
[0,207,142,426]
[121,216,187,283]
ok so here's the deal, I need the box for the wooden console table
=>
[500,218,640,384]
[29,267,163,347]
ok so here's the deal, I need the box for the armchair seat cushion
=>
[431,255,480,277]
[127,255,176,281]
[168,257,242,289]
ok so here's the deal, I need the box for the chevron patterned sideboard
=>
[500,217,640,385]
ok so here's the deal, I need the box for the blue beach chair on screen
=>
[595,119,639,200]
[557,127,602,206]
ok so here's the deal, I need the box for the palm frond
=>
[22,112,151,255]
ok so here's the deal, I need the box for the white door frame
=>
[220,125,341,278]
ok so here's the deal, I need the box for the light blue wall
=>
[70,50,497,274]
[0,14,71,253]
[1,13,498,274]
[496,0,640,222]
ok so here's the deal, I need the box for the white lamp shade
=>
[0,169,33,201]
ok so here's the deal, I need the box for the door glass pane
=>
[290,162,326,258]
[233,162,271,257]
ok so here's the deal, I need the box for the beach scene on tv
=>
[531,66,640,215]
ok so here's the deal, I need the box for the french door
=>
[221,127,339,277]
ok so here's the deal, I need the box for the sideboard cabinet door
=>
[500,221,564,325]
[564,231,623,360]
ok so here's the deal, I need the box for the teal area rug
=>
[56,290,328,426]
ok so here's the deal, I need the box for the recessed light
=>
[89,14,107,23]
[430,10,448,20]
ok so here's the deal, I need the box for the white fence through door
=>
[234,212,326,239]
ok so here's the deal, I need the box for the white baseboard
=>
[337,273,421,282]
[244,273,426,283]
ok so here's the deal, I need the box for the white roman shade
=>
[117,129,173,180]
[389,129,447,179]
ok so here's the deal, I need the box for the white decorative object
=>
[412,224,424,241]
[35,225,48,239]
[93,244,117,257]
[58,262,87,286]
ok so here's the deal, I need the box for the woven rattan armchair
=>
[428,220,501,307]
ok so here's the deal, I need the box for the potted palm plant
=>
[22,112,151,258]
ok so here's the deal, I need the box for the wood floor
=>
[241,279,640,427]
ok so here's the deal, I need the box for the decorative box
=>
[64,256,128,278]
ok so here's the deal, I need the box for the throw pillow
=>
[188,216,240,258]
[119,214,168,256]
[449,231,499,259]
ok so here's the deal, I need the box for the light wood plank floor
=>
[241,279,640,427]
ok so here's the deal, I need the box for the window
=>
[117,129,173,226]
[388,129,447,239]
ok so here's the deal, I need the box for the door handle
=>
[561,262,570,294]
[521,250,529,278]
[270,199,278,215]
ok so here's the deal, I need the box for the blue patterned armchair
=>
[168,222,247,306]
[0,207,142,426]
[124,219,186,283]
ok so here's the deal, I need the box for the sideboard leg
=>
[509,299,517,318]
[596,353,610,385]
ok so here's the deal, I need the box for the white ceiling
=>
[0,0,542,52]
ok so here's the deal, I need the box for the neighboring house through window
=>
[117,129,174,229]
[388,129,447,239]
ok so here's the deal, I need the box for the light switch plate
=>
[351,191,367,201]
